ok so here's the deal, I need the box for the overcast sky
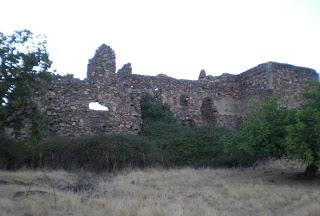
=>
[1,0,320,80]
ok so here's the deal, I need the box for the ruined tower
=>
[43,44,141,136]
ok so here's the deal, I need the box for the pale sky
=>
[1,0,320,80]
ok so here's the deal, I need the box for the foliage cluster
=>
[286,84,320,176]
[226,86,320,177]
[140,93,239,167]
[0,30,53,143]
[140,93,176,123]
[225,98,295,161]
[0,131,237,171]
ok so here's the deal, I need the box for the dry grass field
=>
[0,160,319,216]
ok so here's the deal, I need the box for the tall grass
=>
[1,162,319,216]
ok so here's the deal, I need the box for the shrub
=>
[286,84,320,177]
[0,135,32,169]
[224,97,295,161]
[39,135,161,171]
[141,120,236,167]
[140,93,176,123]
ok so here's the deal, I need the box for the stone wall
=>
[43,45,141,136]
[41,44,318,136]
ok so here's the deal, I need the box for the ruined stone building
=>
[43,44,318,136]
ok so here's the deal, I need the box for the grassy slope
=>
[0,160,320,216]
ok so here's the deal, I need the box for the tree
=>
[286,84,320,177]
[140,93,176,123]
[224,97,296,165]
[0,30,52,141]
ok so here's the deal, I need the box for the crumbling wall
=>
[130,62,317,129]
[271,63,318,108]
[131,72,243,128]
[42,44,318,136]
[43,44,141,136]
[237,62,318,113]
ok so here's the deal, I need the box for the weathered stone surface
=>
[41,45,318,136]
[198,69,206,80]
[117,63,132,78]
[42,45,141,136]
[87,44,116,84]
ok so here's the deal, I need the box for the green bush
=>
[140,93,176,123]
[224,97,295,161]
[142,121,238,167]
[39,135,161,171]
[140,92,245,167]
[36,126,237,170]
[286,84,320,177]
[0,127,240,171]
[0,135,32,169]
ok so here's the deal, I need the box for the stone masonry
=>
[42,44,319,136]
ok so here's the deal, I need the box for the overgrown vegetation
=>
[39,135,159,171]
[2,86,320,176]
[0,93,238,170]
[226,85,320,177]
[0,136,32,169]
[286,84,320,177]
[140,93,239,167]
[140,93,176,124]
[0,30,53,143]
[224,97,296,164]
